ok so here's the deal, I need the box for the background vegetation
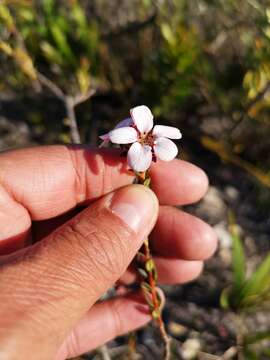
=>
[0,0,270,359]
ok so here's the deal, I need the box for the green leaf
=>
[143,177,151,187]
[18,8,35,22]
[245,330,270,345]
[50,23,76,65]
[231,230,246,289]
[142,0,152,8]
[71,3,87,29]
[40,41,64,66]
[220,286,231,310]
[152,309,160,319]
[43,0,55,16]
[141,281,152,293]
[137,268,148,279]
[145,259,155,273]
[229,212,246,292]
[161,23,176,47]
[0,4,14,30]
[239,252,270,306]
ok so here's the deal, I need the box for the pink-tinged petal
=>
[130,105,153,134]
[99,118,133,145]
[153,125,182,139]
[108,127,138,144]
[127,142,153,172]
[99,133,110,141]
[99,140,109,148]
[154,137,178,161]
[115,117,133,129]
[99,134,110,148]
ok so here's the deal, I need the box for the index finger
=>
[0,145,208,222]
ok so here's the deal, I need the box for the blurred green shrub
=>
[0,0,101,95]
[221,213,270,311]
[220,213,270,359]
[0,0,270,173]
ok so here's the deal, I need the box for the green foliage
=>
[221,216,270,311]
[220,214,270,358]
[238,252,270,308]
[230,213,246,292]
[245,330,270,345]
[0,0,100,95]
[0,0,270,171]
[243,330,270,359]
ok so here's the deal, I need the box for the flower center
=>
[139,132,155,147]
[131,123,155,147]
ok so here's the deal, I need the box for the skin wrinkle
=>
[0,280,68,340]
[48,205,134,298]
[0,202,137,348]
[48,229,102,297]
[0,145,216,360]
[104,223,128,275]
[0,184,31,239]
[103,159,114,195]
[99,152,107,199]
[88,219,130,278]
[66,226,104,295]
[0,261,56,309]
[87,231,115,279]
[73,205,133,280]
[1,230,92,305]
[109,294,126,338]
[0,147,78,220]
[37,148,71,196]
[68,147,87,205]
[66,326,81,358]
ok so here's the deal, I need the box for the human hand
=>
[0,145,217,359]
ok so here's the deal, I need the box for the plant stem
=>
[137,171,171,360]
[37,73,96,144]
[233,313,245,360]
[143,238,171,360]
[97,345,111,360]
[65,96,81,143]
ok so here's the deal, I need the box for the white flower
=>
[100,105,182,172]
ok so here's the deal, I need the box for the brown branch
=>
[37,72,65,101]
[73,88,96,106]
[65,96,81,143]
[37,73,95,143]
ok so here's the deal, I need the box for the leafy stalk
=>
[136,171,171,360]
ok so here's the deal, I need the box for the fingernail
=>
[110,184,158,233]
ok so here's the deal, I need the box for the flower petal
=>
[99,134,110,141]
[115,117,133,129]
[154,137,178,161]
[99,118,133,143]
[127,142,153,172]
[153,125,182,139]
[130,105,153,134]
[108,127,138,144]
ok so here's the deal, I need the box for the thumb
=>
[0,184,158,359]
